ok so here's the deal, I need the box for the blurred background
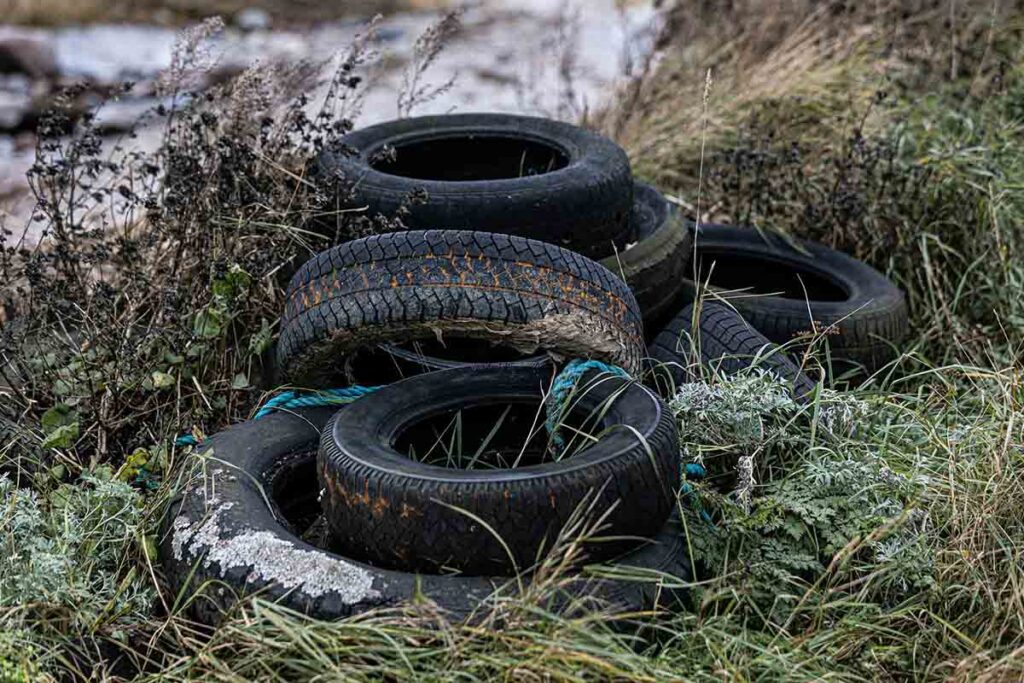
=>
[0,0,659,234]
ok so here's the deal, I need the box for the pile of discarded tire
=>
[160,114,907,624]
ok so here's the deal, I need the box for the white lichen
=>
[171,502,379,603]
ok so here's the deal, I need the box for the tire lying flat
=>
[682,223,907,375]
[647,302,817,400]
[277,230,646,387]
[312,113,633,258]
[318,364,679,575]
[160,408,689,624]
[355,184,691,380]
[600,182,692,334]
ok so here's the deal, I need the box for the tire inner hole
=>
[694,248,849,301]
[371,135,569,181]
[392,398,604,470]
[268,452,323,540]
[348,338,544,385]
[395,337,538,364]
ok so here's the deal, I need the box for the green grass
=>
[3,6,1024,680]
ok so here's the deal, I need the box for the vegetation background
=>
[2,0,1024,680]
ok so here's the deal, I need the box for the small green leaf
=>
[193,308,225,339]
[248,318,273,356]
[142,534,159,561]
[41,404,76,432]
[52,378,74,396]
[231,373,250,390]
[92,464,114,481]
[151,371,175,390]
[212,264,252,302]
[42,423,79,449]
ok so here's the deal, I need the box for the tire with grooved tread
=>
[160,407,690,624]
[682,223,907,375]
[312,113,633,258]
[600,182,692,334]
[362,184,691,378]
[647,302,817,400]
[277,230,645,387]
[318,364,679,575]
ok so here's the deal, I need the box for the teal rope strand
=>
[175,384,383,447]
[252,385,382,420]
[544,359,630,454]
[682,462,712,522]
[541,359,712,521]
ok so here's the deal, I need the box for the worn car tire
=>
[353,185,690,379]
[159,408,689,624]
[318,364,679,575]
[277,230,645,387]
[312,113,633,258]
[600,182,692,334]
[682,223,907,375]
[647,302,817,400]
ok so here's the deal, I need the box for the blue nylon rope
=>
[541,359,712,521]
[543,359,630,453]
[174,384,383,447]
[252,385,382,420]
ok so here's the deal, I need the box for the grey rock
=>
[0,91,32,131]
[234,7,272,32]
[0,28,57,79]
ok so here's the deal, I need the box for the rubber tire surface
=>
[312,113,633,258]
[600,182,692,335]
[319,364,679,575]
[277,230,645,387]
[363,184,690,376]
[682,224,907,375]
[647,302,817,400]
[159,408,689,624]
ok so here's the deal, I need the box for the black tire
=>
[277,230,645,387]
[682,223,907,375]
[647,302,817,400]
[600,182,692,334]
[159,408,689,624]
[318,364,679,575]
[312,113,633,258]
[351,184,691,380]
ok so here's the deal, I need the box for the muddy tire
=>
[318,364,679,575]
[312,113,633,258]
[600,182,692,334]
[159,408,689,624]
[647,302,817,400]
[277,230,645,387]
[682,223,907,375]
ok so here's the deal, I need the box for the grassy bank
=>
[2,2,1024,680]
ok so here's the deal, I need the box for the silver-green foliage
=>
[670,372,935,615]
[0,472,153,636]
